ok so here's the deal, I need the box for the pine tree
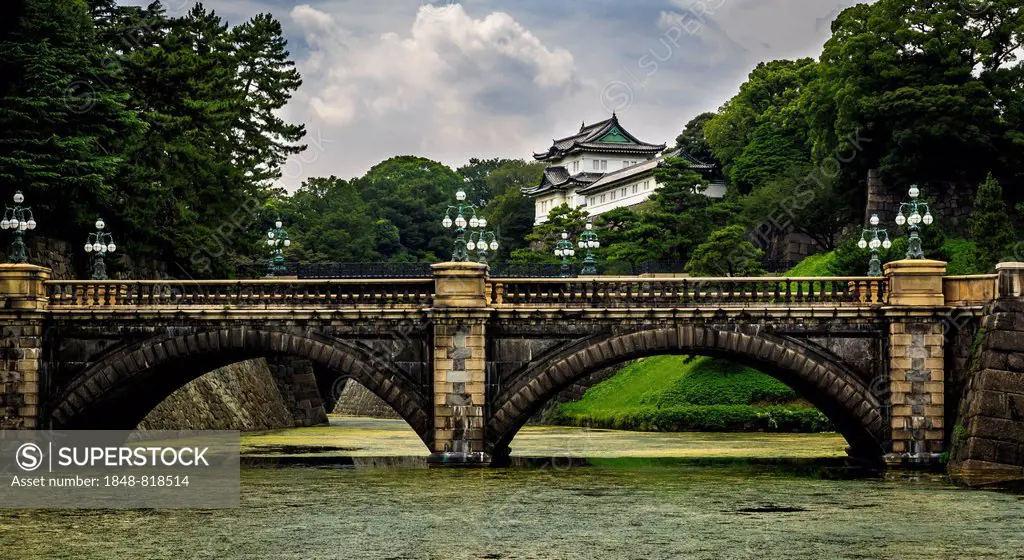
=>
[970,173,1015,271]
[0,0,142,239]
[231,13,306,188]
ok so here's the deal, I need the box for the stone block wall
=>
[0,322,43,429]
[888,320,946,459]
[333,379,401,419]
[949,301,1024,480]
[25,236,171,280]
[265,357,329,427]
[865,169,974,233]
[139,359,296,431]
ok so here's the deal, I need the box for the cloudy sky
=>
[136,0,866,189]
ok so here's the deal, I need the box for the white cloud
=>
[282,3,581,187]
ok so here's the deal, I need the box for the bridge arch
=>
[487,326,889,461]
[51,328,433,448]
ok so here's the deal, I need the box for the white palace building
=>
[522,114,726,224]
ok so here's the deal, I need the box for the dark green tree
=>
[742,164,854,251]
[0,0,143,241]
[510,204,589,264]
[458,157,516,208]
[675,112,719,166]
[685,225,766,277]
[970,173,1016,271]
[356,156,463,261]
[481,160,544,260]
[278,176,378,262]
[231,13,306,188]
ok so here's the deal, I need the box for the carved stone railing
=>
[488,277,889,308]
[943,275,998,307]
[44,279,435,309]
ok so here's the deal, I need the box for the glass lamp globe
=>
[95,218,105,230]
[456,190,466,201]
[27,219,36,230]
[92,242,103,252]
[909,213,922,225]
[568,249,575,257]
[870,238,881,249]
[268,231,275,239]
[275,220,283,229]
[267,239,275,246]
[858,239,868,249]
[442,216,453,228]
[561,231,568,240]
[283,239,291,247]
[883,239,892,249]
[107,243,116,253]
[586,222,593,231]
[578,241,585,249]
[479,218,487,228]
[595,241,600,248]
[923,212,933,225]
[13,191,24,204]
[587,240,596,249]
[489,241,498,251]
[0,219,9,230]
[554,248,563,257]
[469,217,480,228]
[908,185,920,198]
[869,214,880,226]
[895,213,906,226]
[19,221,27,231]
[84,243,93,252]
[455,216,467,228]
[467,242,476,251]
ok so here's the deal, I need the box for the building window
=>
[589,197,594,206]
[593,159,607,171]
[644,180,650,190]
[600,194,606,203]
[610,191,616,201]
[633,185,638,194]
[621,188,626,197]
[573,161,579,172]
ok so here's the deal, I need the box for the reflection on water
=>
[2,417,1023,560]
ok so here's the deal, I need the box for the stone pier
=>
[428,262,490,465]
[0,264,49,429]
[884,259,948,464]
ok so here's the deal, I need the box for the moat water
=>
[2,417,1023,559]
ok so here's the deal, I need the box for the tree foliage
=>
[685,225,766,277]
[970,173,1017,271]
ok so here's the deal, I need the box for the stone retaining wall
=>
[949,300,1024,481]
[333,379,400,419]
[139,359,296,431]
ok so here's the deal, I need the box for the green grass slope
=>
[548,356,830,433]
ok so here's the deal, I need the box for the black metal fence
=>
[227,259,801,279]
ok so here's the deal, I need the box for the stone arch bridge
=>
[2,260,1023,475]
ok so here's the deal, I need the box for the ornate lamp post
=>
[895,184,934,260]
[1,191,38,263]
[553,230,575,278]
[577,222,600,276]
[442,189,480,262]
[83,217,117,280]
[467,230,498,266]
[857,213,892,277]
[266,217,291,276]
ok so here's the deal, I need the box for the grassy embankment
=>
[546,356,831,433]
